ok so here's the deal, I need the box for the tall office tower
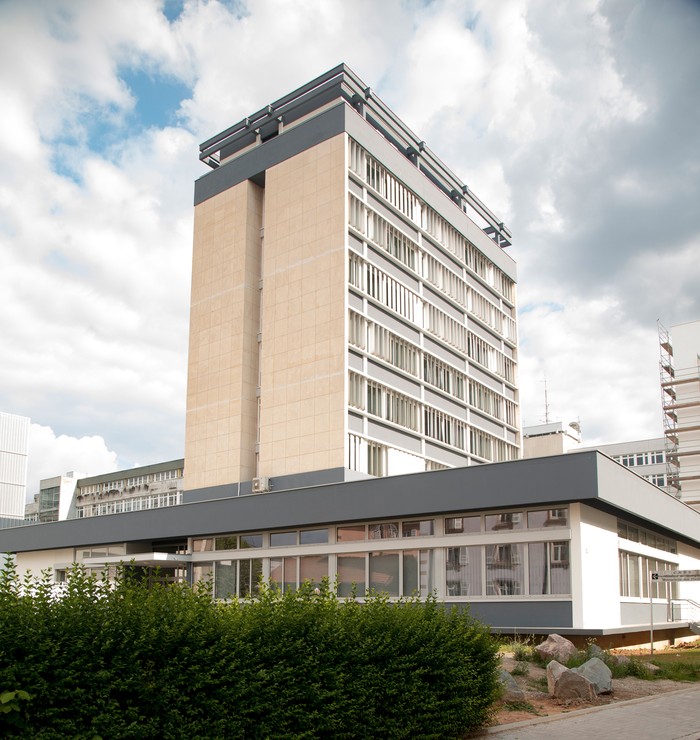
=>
[661,320,700,507]
[0,412,30,519]
[185,65,519,494]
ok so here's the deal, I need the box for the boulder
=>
[546,660,596,702]
[643,662,661,674]
[572,657,612,694]
[498,668,525,702]
[610,653,631,667]
[536,634,578,664]
[587,643,606,659]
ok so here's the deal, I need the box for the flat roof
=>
[2,452,700,554]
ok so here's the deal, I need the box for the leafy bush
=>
[0,558,500,738]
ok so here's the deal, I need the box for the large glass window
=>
[369,552,400,596]
[271,555,329,593]
[445,516,481,534]
[197,559,262,599]
[528,542,570,595]
[403,550,433,597]
[446,546,482,596]
[300,528,329,545]
[337,525,365,542]
[368,522,399,539]
[485,512,523,531]
[527,509,568,528]
[338,554,366,597]
[486,544,524,595]
[402,520,434,537]
[271,531,297,547]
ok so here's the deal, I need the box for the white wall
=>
[574,504,621,628]
[15,548,74,579]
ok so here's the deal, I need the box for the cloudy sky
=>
[1,0,699,497]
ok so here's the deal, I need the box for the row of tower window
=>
[348,139,514,302]
[350,193,516,343]
[348,311,517,427]
[349,253,515,384]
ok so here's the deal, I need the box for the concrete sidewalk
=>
[478,685,700,739]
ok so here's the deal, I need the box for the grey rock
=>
[536,634,578,664]
[572,657,613,694]
[587,643,606,659]
[610,654,631,666]
[546,660,596,702]
[498,668,525,702]
[643,662,661,673]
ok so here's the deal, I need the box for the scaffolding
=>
[658,321,681,496]
[658,321,700,500]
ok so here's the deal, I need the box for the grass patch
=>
[511,661,530,677]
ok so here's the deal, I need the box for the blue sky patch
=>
[120,68,191,131]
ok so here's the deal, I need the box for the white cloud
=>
[26,424,119,500]
[0,0,698,483]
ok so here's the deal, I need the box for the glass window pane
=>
[528,542,547,595]
[337,525,365,542]
[251,558,262,596]
[271,531,297,547]
[527,509,568,528]
[192,538,214,552]
[193,562,213,586]
[486,544,524,595]
[270,557,283,589]
[214,561,237,600]
[337,554,366,597]
[300,555,328,586]
[215,535,238,551]
[485,512,523,531]
[240,534,263,549]
[446,546,482,596]
[369,551,399,596]
[368,522,399,539]
[403,550,419,596]
[402,520,434,537]
[420,550,434,596]
[300,528,329,545]
[445,516,480,534]
[284,557,297,593]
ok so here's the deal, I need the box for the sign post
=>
[649,570,700,656]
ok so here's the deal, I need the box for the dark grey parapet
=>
[2,451,699,554]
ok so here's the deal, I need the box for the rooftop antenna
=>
[542,376,551,424]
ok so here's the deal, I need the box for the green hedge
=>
[0,558,499,738]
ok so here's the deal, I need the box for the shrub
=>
[0,560,500,738]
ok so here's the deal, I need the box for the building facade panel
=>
[258,134,347,478]
[186,181,263,490]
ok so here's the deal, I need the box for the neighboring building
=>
[660,321,700,507]
[523,422,581,458]
[3,452,700,646]
[36,471,86,522]
[578,438,669,491]
[0,412,30,520]
[73,459,184,518]
[186,63,519,494]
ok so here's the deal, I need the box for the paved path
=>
[477,685,700,739]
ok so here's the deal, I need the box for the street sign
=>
[651,570,700,582]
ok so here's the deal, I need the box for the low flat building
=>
[2,451,699,646]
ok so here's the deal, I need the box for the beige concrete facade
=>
[186,180,264,490]
[258,135,347,478]
[185,136,348,489]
